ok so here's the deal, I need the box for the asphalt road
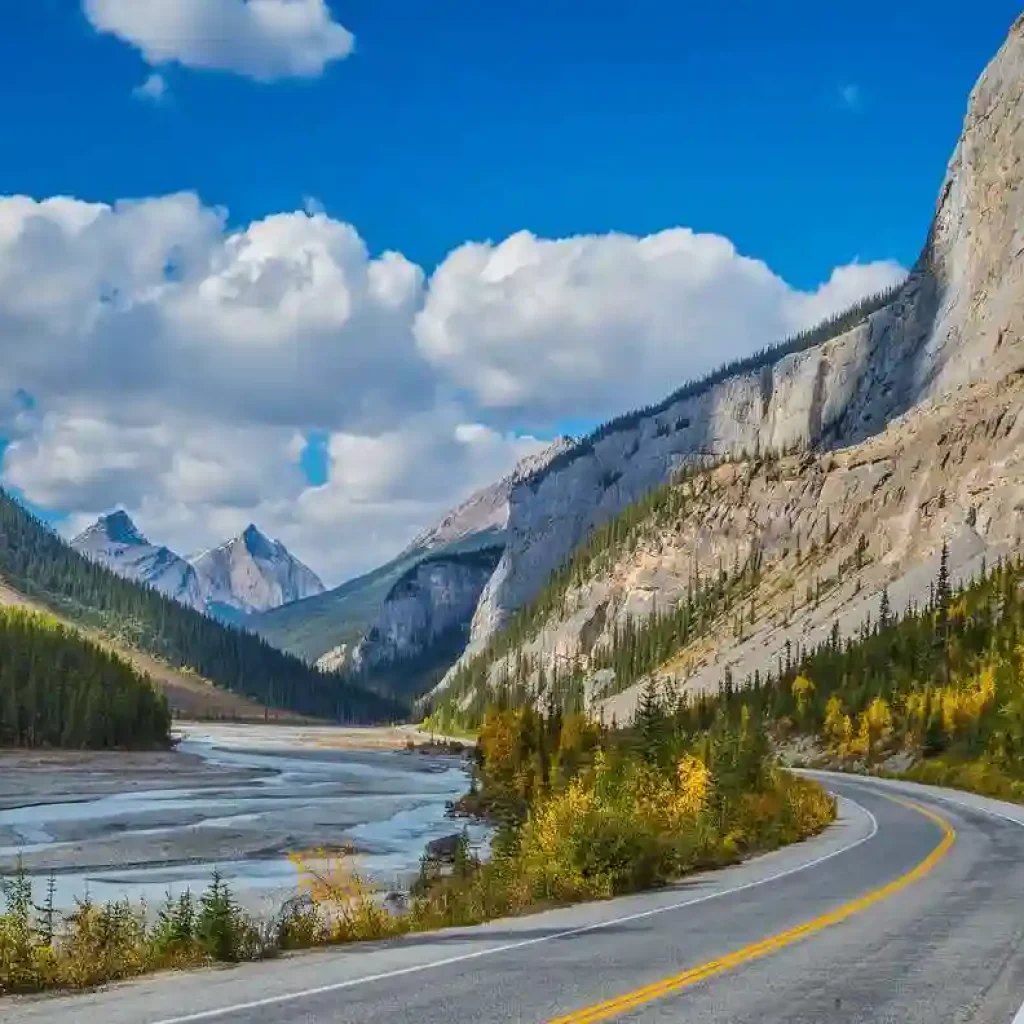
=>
[6,772,1024,1024]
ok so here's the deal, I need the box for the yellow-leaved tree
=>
[792,674,816,726]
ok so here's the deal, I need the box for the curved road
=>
[6,772,1024,1024]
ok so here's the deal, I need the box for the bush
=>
[0,867,270,996]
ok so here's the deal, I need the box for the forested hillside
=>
[709,549,1024,788]
[0,606,170,749]
[432,456,744,724]
[440,535,1024,801]
[0,489,397,723]
[621,549,1024,800]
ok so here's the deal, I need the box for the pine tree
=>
[635,679,665,762]
[878,588,892,629]
[196,870,243,962]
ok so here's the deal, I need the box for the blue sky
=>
[0,0,1018,580]
[2,1,1017,284]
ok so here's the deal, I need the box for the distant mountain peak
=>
[71,506,326,618]
[75,509,148,547]
[70,510,204,612]
[189,523,325,614]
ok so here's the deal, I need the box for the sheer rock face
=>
[454,372,1024,722]
[434,15,1024,700]
[189,525,325,615]
[342,551,503,673]
[71,511,205,611]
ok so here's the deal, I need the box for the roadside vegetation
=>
[0,869,271,994]
[0,693,833,996]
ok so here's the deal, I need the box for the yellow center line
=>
[547,795,956,1024]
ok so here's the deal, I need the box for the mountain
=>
[71,511,206,612]
[71,514,325,619]
[189,524,325,616]
[313,545,505,701]
[426,13,1024,725]
[0,488,396,722]
[250,439,573,679]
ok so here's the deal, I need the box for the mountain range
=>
[71,512,325,620]
[245,12,1024,723]
[248,438,572,695]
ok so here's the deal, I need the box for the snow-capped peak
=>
[71,511,204,611]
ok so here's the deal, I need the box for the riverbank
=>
[171,721,473,754]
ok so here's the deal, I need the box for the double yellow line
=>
[548,796,955,1024]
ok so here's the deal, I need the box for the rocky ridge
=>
[320,546,504,676]
[302,438,573,676]
[72,515,324,618]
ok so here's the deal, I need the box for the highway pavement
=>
[5,771,1024,1023]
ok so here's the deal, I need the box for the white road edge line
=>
[149,796,878,1024]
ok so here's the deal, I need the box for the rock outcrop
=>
[273,438,573,671]
[340,547,503,673]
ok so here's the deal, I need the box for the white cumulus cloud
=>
[83,0,354,81]
[0,191,906,583]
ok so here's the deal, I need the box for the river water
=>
[0,726,482,916]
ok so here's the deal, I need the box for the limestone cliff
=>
[433,13,1024,710]
[439,371,1024,721]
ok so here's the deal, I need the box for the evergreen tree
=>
[635,678,666,762]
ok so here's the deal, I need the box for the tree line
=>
[0,607,170,749]
[0,489,398,723]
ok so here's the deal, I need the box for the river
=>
[0,724,482,917]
